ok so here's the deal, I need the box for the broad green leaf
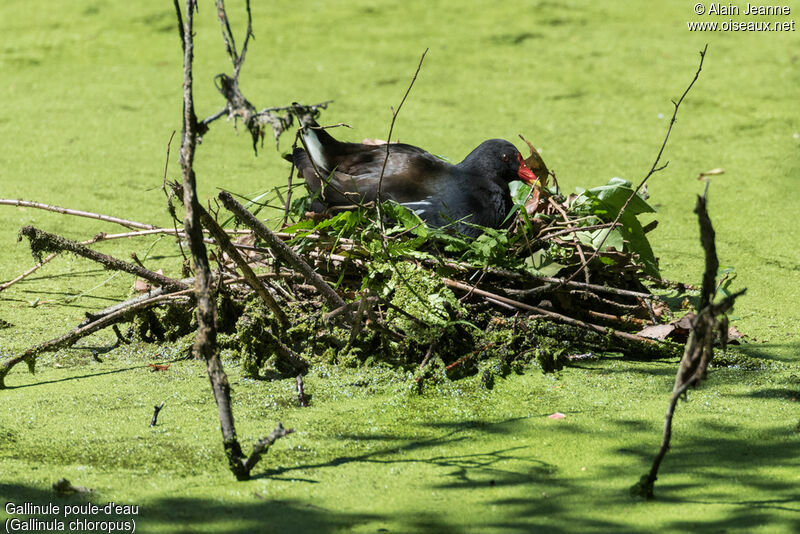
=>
[525,249,567,277]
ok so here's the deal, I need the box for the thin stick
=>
[1,199,158,230]
[347,293,370,345]
[539,222,620,240]
[549,197,591,284]
[282,132,300,227]
[0,289,193,388]
[534,276,656,300]
[150,402,165,427]
[161,130,189,265]
[296,375,308,407]
[0,252,60,292]
[567,44,708,283]
[18,226,188,292]
[414,341,437,384]
[218,190,348,313]
[376,49,428,204]
[442,278,658,345]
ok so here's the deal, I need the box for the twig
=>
[535,276,656,300]
[376,49,427,204]
[282,132,299,226]
[112,324,130,345]
[150,402,165,427]
[161,130,189,266]
[0,289,193,388]
[18,226,188,292]
[366,50,442,316]
[172,0,185,53]
[218,190,348,313]
[347,293,370,345]
[171,182,290,327]
[240,423,295,474]
[539,222,620,240]
[631,192,745,499]
[296,375,309,407]
[582,309,648,328]
[567,44,708,283]
[445,342,495,374]
[442,278,661,346]
[414,341,437,384]
[549,197,591,284]
[566,289,642,314]
[0,252,60,292]
[1,199,158,230]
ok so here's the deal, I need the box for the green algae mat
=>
[1,1,798,532]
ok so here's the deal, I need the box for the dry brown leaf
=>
[519,134,550,189]
[637,313,695,343]
[638,324,676,341]
[727,326,746,344]
[133,279,152,293]
[133,270,164,293]
[696,168,725,180]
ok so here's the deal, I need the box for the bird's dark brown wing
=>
[294,143,452,207]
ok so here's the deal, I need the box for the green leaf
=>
[525,249,567,277]
[509,181,533,206]
[583,178,655,216]
[577,228,624,251]
[570,177,660,277]
[382,201,429,239]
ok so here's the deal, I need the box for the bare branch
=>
[0,199,158,230]
[376,49,428,203]
[567,44,708,283]
[0,289,193,388]
[632,191,745,499]
[18,226,188,292]
[178,0,257,481]
[218,190,348,313]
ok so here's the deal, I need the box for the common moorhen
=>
[292,119,538,238]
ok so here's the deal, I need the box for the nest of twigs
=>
[1,144,702,389]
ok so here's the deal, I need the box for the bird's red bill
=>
[517,152,538,185]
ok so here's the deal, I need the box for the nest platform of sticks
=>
[1,145,700,390]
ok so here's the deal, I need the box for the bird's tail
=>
[291,102,339,174]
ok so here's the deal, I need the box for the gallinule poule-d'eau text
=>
[291,118,538,238]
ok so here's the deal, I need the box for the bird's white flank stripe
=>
[303,127,330,173]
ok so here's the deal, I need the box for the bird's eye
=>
[501,154,509,162]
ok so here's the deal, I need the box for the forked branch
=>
[631,192,745,499]
[567,44,708,283]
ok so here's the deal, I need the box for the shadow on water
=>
[736,339,800,363]
[3,411,798,533]
[1,365,143,390]
[2,352,189,390]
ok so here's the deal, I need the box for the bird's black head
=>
[459,139,537,185]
